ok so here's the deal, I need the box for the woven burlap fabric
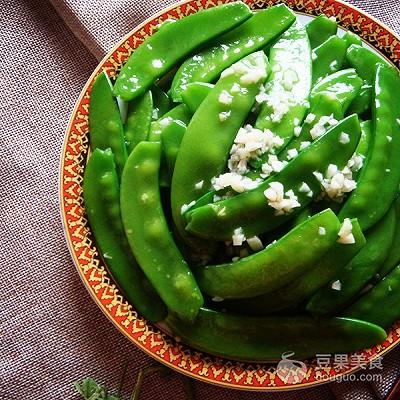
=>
[0,0,399,399]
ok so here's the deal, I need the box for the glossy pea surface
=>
[195,209,340,299]
[306,14,337,49]
[83,148,167,322]
[255,21,311,150]
[240,219,365,313]
[169,5,295,101]
[114,2,252,101]
[339,64,400,230]
[308,205,396,316]
[120,142,203,321]
[89,71,127,177]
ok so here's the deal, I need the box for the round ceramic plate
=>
[60,0,400,391]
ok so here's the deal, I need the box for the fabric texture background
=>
[0,0,399,399]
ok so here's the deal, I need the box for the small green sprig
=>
[74,364,195,400]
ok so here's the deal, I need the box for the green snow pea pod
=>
[169,5,295,102]
[306,14,337,49]
[114,2,252,101]
[279,93,344,161]
[89,71,127,177]
[186,115,361,241]
[151,85,172,120]
[120,141,203,321]
[255,21,312,151]
[171,51,269,241]
[312,36,347,84]
[124,90,153,154]
[195,209,340,299]
[181,82,213,114]
[346,82,372,117]
[148,104,191,142]
[310,69,363,112]
[148,104,192,187]
[235,219,365,313]
[83,148,167,322]
[344,265,400,329]
[343,31,362,47]
[376,197,400,280]
[339,64,400,230]
[346,44,391,84]
[307,205,396,317]
[166,308,386,361]
[358,120,372,156]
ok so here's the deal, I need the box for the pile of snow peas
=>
[83,2,400,361]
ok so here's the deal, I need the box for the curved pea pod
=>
[306,14,337,49]
[343,31,362,47]
[238,219,365,313]
[181,82,213,114]
[312,36,347,84]
[307,206,396,317]
[346,44,391,84]
[254,21,311,151]
[124,90,153,154]
[169,5,295,102]
[166,308,386,361]
[114,2,252,101]
[186,115,361,241]
[120,142,203,321]
[346,82,372,117]
[195,209,340,299]
[151,85,172,120]
[89,71,128,177]
[339,64,400,230]
[279,93,344,161]
[310,69,363,112]
[376,197,400,280]
[83,149,167,322]
[344,265,400,329]
[358,120,372,156]
[171,51,269,240]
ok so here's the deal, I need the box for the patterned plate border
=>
[60,0,400,391]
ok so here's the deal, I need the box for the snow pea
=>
[346,44,391,84]
[169,5,295,102]
[346,82,372,117]
[166,308,386,361]
[195,209,340,299]
[343,31,362,47]
[171,51,269,241]
[358,120,372,156]
[376,197,400,280]
[279,93,343,161]
[306,14,337,49]
[339,64,400,230]
[312,36,347,84]
[89,71,127,177]
[181,82,213,114]
[186,115,361,241]
[310,68,363,112]
[148,104,191,142]
[114,2,252,101]
[344,265,400,329]
[308,205,396,317]
[239,219,365,313]
[120,142,203,321]
[83,148,167,322]
[124,90,153,154]
[151,85,172,120]
[255,21,311,151]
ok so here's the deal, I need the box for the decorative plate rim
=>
[60,0,400,391]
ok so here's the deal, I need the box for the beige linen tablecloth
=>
[1,1,400,399]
